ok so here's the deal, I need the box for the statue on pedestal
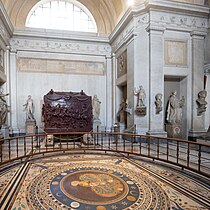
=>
[166,90,185,138]
[23,95,35,120]
[134,85,146,115]
[117,99,127,124]
[166,91,185,124]
[23,95,36,134]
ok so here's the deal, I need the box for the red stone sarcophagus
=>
[42,89,93,133]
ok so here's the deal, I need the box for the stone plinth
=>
[93,119,101,132]
[26,119,36,135]
[166,124,182,139]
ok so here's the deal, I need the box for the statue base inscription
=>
[135,107,146,116]
[26,119,36,135]
[166,124,182,139]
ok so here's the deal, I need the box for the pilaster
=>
[106,55,112,129]
[146,25,167,137]
[9,48,19,134]
[189,30,207,140]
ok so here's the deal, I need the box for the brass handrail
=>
[0,131,210,178]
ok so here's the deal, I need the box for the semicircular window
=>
[26,0,97,33]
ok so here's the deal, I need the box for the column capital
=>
[190,30,207,39]
[146,24,165,34]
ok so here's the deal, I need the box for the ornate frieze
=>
[111,19,135,52]
[0,19,10,46]
[17,57,105,75]
[10,38,111,56]
[150,11,208,32]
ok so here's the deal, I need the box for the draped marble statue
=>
[166,91,185,124]
[0,88,9,128]
[92,95,101,120]
[166,90,185,138]
[23,95,35,120]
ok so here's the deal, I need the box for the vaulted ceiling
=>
[1,0,209,34]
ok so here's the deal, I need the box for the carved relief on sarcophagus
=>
[42,89,93,133]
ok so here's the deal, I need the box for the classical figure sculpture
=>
[196,90,207,115]
[166,91,185,124]
[23,95,35,120]
[155,93,163,114]
[117,98,127,123]
[134,85,146,107]
[0,88,9,128]
[92,95,101,120]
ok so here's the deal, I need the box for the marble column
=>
[106,55,112,130]
[9,49,19,134]
[146,25,167,137]
[189,31,207,140]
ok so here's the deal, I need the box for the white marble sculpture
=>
[196,90,207,115]
[134,85,146,108]
[92,94,101,120]
[0,88,9,128]
[155,93,163,114]
[166,91,185,124]
[23,95,35,120]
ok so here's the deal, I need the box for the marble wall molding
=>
[10,38,111,57]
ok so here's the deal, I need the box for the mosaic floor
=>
[0,154,210,210]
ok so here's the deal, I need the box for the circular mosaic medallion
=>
[26,161,170,210]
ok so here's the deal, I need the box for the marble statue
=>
[117,98,127,123]
[155,93,162,114]
[166,91,185,124]
[196,90,207,115]
[23,95,35,120]
[92,95,101,120]
[134,85,146,107]
[0,88,9,128]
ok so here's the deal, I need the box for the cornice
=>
[109,0,210,44]
[0,0,13,38]
[13,28,109,44]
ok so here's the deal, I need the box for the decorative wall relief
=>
[134,86,146,116]
[164,40,187,66]
[17,57,105,75]
[117,51,127,78]
[196,90,207,115]
[155,93,163,114]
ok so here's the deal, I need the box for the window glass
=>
[26,0,97,32]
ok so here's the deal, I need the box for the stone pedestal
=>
[146,130,167,138]
[0,126,10,138]
[26,119,36,135]
[93,119,101,132]
[166,124,182,139]
[135,106,146,116]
